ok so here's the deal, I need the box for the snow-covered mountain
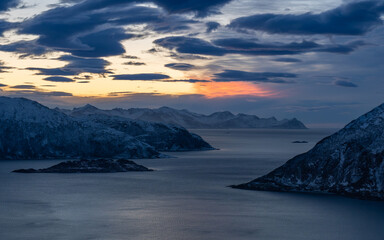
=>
[232,103,384,200]
[61,105,307,129]
[0,97,212,160]
[65,106,214,151]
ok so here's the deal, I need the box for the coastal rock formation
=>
[232,103,384,200]
[13,159,152,173]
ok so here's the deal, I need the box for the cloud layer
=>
[229,1,384,35]
[0,0,19,12]
[112,73,170,80]
[27,56,111,76]
[155,36,365,56]
[212,70,297,83]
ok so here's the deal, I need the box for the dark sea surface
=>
[1,129,384,240]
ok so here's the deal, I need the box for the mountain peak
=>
[74,104,99,111]
[209,111,235,118]
[0,96,66,123]
[61,103,306,129]
[158,106,176,112]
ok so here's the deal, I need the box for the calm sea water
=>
[1,129,384,240]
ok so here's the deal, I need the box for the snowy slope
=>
[0,97,159,160]
[68,110,214,151]
[232,103,384,200]
[61,105,307,129]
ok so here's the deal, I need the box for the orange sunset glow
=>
[194,81,274,98]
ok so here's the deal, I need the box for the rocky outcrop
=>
[232,103,384,201]
[13,159,152,173]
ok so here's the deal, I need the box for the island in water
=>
[13,159,152,173]
[232,103,384,201]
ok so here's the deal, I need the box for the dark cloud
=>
[0,20,17,36]
[229,1,384,35]
[154,36,227,56]
[123,61,146,66]
[45,91,73,96]
[206,21,220,33]
[108,91,133,97]
[69,28,135,58]
[212,38,261,50]
[6,89,73,96]
[152,0,232,17]
[151,15,197,33]
[213,38,365,54]
[272,58,302,63]
[162,79,210,83]
[58,0,232,17]
[0,40,50,58]
[43,76,75,82]
[168,52,210,60]
[122,55,139,59]
[27,55,111,76]
[19,5,160,57]
[315,41,366,54]
[17,0,224,58]
[0,61,13,73]
[77,81,90,83]
[164,63,196,71]
[333,80,358,87]
[0,84,7,87]
[0,0,20,12]
[112,73,170,80]
[27,68,74,76]
[74,75,92,80]
[212,70,297,83]
[147,48,159,54]
[155,36,365,56]
[10,85,36,89]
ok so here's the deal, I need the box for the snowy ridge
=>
[232,103,384,200]
[0,97,212,160]
[60,105,307,129]
[71,113,214,151]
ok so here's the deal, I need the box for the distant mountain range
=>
[59,105,307,129]
[0,97,213,160]
[232,103,384,201]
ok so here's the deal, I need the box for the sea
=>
[1,129,384,240]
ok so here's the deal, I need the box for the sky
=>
[0,0,383,127]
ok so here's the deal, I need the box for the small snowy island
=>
[232,103,384,201]
[13,159,153,173]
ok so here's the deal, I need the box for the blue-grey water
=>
[1,129,384,240]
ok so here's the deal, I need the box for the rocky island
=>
[232,103,384,201]
[13,159,152,173]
